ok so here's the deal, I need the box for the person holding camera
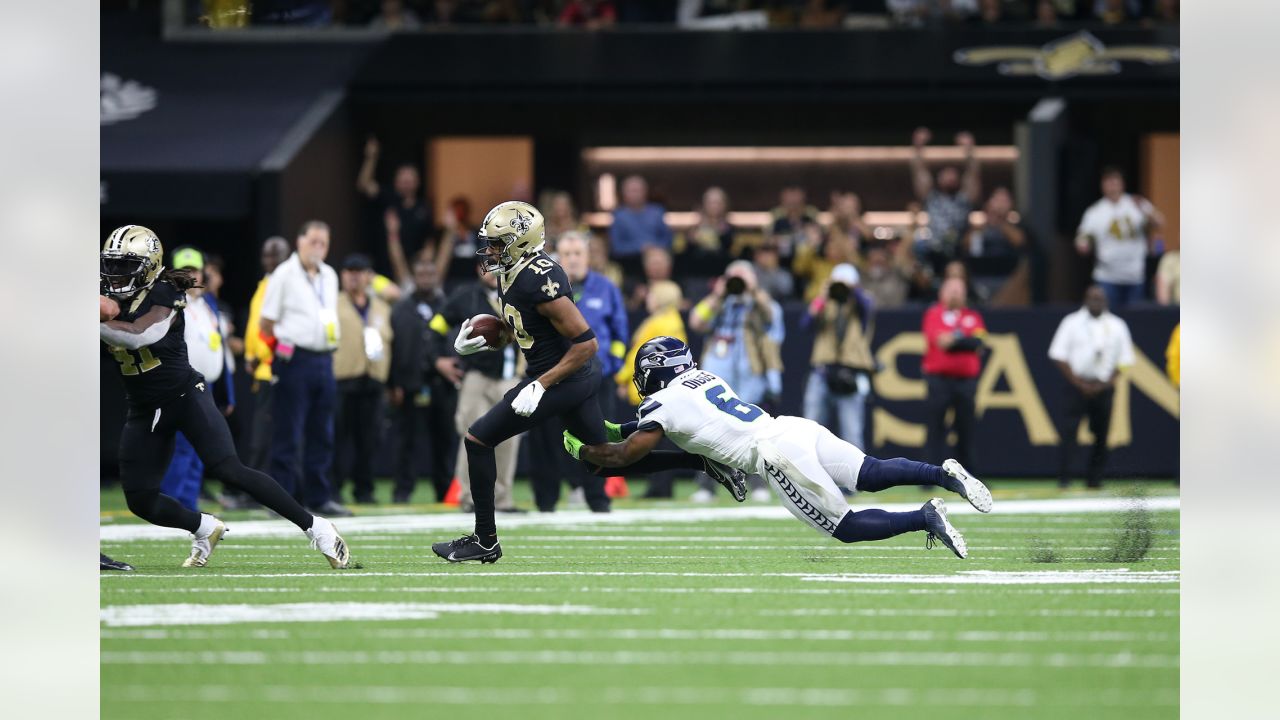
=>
[803,264,876,451]
[689,261,785,502]
[921,277,987,470]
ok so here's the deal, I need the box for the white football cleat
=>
[182,514,227,568]
[922,498,968,559]
[306,516,351,569]
[943,458,992,513]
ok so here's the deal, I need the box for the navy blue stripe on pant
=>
[269,349,337,508]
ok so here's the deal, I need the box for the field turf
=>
[100,482,1179,720]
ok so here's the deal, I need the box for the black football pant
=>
[333,375,385,502]
[118,378,313,533]
[466,365,703,537]
[1058,385,1114,488]
[924,374,977,469]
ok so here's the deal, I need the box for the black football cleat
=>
[922,498,968,559]
[100,553,134,571]
[432,534,503,564]
[703,458,748,503]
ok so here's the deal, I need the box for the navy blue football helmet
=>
[633,336,696,397]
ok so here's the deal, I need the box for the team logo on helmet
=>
[510,210,534,235]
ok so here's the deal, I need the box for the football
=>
[100,295,120,322]
[470,313,511,349]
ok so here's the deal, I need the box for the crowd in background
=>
[147,124,1178,514]
[193,0,1180,29]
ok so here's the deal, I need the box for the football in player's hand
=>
[100,295,120,322]
[470,313,512,349]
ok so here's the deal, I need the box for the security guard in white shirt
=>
[259,220,351,517]
[1047,285,1136,489]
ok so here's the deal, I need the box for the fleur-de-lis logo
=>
[510,210,533,235]
[541,278,560,298]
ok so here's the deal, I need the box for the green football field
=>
[100,482,1179,720]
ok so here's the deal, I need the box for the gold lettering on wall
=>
[975,334,1059,445]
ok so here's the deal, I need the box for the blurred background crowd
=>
[189,0,1180,30]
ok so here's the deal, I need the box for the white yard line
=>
[99,647,1180,669]
[100,496,1179,542]
[99,602,639,627]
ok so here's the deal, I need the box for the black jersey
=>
[496,251,588,379]
[103,280,199,407]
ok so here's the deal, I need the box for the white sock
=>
[196,513,220,538]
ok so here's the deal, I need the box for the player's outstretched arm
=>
[536,296,599,389]
[567,427,665,468]
[99,305,174,350]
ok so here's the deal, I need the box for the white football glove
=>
[511,380,546,417]
[453,318,492,356]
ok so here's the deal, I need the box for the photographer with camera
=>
[802,264,877,452]
[688,260,785,502]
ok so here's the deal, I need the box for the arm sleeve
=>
[260,268,285,323]
[1047,317,1071,362]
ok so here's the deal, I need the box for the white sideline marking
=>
[99,496,1179,542]
[101,626,1176,644]
[100,648,1180,669]
[99,602,635,627]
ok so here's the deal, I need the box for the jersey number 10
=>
[704,385,762,422]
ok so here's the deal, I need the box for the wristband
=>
[572,329,596,344]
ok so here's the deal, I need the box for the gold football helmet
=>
[477,200,545,274]
[101,225,164,297]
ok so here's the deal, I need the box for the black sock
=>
[832,509,927,543]
[856,457,954,493]
[465,437,499,538]
[592,451,704,477]
[209,457,313,531]
[124,489,202,534]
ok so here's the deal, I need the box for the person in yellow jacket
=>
[1166,323,1179,388]
[615,279,686,498]
[234,237,291,509]
[616,280,686,407]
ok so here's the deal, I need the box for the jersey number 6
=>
[704,385,762,422]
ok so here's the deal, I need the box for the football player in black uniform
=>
[430,202,747,563]
[100,225,350,568]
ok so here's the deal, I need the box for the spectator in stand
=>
[356,137,433,284]
[793,224,857,302]
[615,279,686,498]
[438,195,480,278]
[368,0,422,29]
[828,191,871,252]
[390,258,458,503]
[1034,0,1059,25]
[558,0,617,27]
[431,261,525,513]
[689,260,785,503]
[235,236,292,511]
[678,186,735,276]
[589,233,625,288]
[965,186,1027,299]
[862,235,919,310]
[626,245,675,312]
[1146,0,1179,26]
[159,248,225,511]
[541,190,586,251]
[1048,285,1135,489]
[1095,0,1141,24]
[803,263,877,452]
[1155,247,1179,305]
[332,254,394,505]
[610,175,673,263]
[527,232,626,513]
[763,185,819,265]
[921,277,986,470]
[260,221,351,518]
[910,127,982,270]
[1075,167,1165,308]
[752,241,795,300]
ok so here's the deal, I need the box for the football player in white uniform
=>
[564,337,993,557]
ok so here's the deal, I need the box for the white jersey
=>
[636,369,783,474]
[1077,194,1151,285]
